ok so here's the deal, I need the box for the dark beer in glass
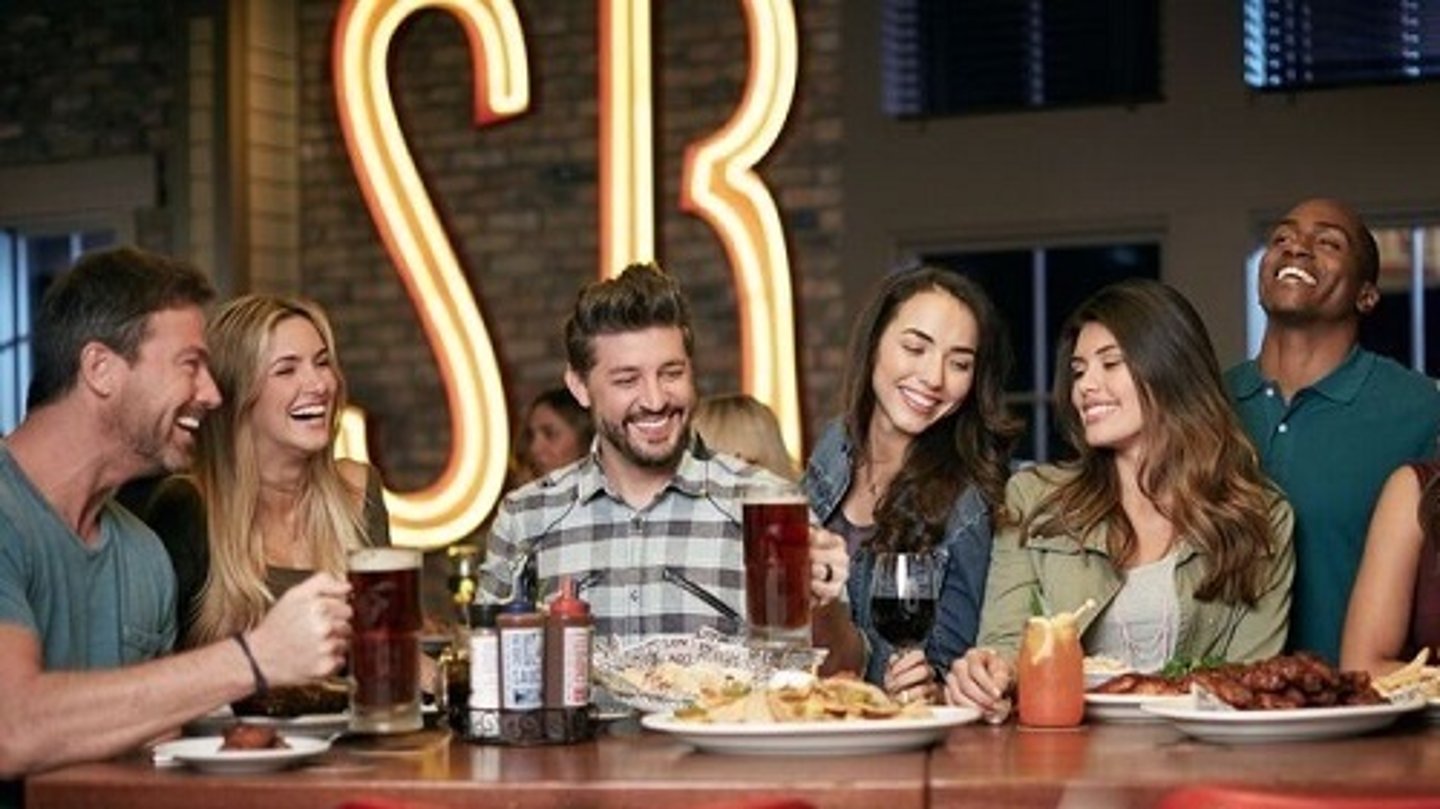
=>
[349,547,423,734]
[742,494,811,647]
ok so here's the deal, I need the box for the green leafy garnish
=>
[1159,655,1225,678]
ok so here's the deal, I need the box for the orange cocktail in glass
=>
[1016,608,1085,728]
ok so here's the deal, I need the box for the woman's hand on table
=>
[945,647,1014,722]
[884,648,939,704]
[808,525,848,606]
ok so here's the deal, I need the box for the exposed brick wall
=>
[0,1,845,493]
[0,1,184,252]
[297,0,846,492]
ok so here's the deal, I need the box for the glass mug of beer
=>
[742,492,811,648]
[349,547,424,734]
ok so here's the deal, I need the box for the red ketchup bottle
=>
[543,577,594,742]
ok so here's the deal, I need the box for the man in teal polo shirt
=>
[1226,198,1440,664]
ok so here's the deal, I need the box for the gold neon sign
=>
[334,0,801,546]
[333,0,527,549]
[600,0,656,275]
[678,0,802,459]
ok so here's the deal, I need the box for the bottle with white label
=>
[462,602,501,742]
[497,594,545,744]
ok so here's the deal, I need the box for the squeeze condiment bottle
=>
[497,594,545,744]
[463,602,501,742]
[544,577,593,741]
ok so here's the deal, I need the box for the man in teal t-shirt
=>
[0,444,177,669]
[1226,198,1440,664]
[0,248,354,789]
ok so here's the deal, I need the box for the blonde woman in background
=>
[693,392,798,480]
[145,294,390,647]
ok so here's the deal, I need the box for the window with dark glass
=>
[1244,0,1440,90]
[1245,223,1439,376]
[882,0,1162,117]
[0,229,115,434]
[922,243,1161,462]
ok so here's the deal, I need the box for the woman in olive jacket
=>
[945,280,1294,718]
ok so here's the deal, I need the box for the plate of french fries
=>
[640,671,979,755]
[1372,649,1440,724]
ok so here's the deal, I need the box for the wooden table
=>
[25,722,927,809]
[931,718,1440,807]
[26,718,1440,809]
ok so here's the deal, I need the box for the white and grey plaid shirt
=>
[479,440,794,641]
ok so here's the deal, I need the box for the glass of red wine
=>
[869,551,942,655]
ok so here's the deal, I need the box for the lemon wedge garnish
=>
[1026,598,1095,664]
[1026,616,1055,663]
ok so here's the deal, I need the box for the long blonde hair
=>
[693,393,798,480]
[187,294,369,646]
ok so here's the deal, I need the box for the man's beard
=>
[117,408,195,475]
[596,409,690,471]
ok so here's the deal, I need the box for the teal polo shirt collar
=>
[1233,346,1372,405]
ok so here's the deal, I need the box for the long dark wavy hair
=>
[1027,279,1278,604]
[842,264,1022,553]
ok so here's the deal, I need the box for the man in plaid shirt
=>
[480,264,863,672]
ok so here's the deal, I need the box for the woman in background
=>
[804,264,1021,701]
[694,392,798,480]
[147,294,389,647]
[946,279,1293,718]
[513,387,593,484]
[1341,461,1440,675]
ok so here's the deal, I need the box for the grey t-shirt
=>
[1089,551,1180,672]
[0,443,177,670]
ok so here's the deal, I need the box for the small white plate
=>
[1140,696,1424,744]
[640,706,979,756]
[153,735,330,774]
[185,708,350,739]
[1084,693,1189,723]
[247,713,350,738]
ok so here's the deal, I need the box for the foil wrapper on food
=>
[593,627,828,713]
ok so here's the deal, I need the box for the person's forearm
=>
[0,640,253,775]
[812,601,866,677]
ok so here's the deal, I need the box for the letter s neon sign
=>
[334,0,800,548]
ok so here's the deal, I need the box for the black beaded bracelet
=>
[232,632,269,698]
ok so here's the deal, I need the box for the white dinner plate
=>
[153,735,331,774]
[640,706,979,755]
[1084,693,1189,723]
[1085,671,1133,690]
[1139,696,1424,743]
[184,707,350,739]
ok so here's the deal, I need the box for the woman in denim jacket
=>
[803,265,1020,701]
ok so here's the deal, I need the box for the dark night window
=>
[922,243,1161,462]
[1,229,115,434]
[1244,0,1440,90]
[882,0,1162,117]
[1246,224,1440,376]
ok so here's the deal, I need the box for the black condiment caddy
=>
[450,576,596,746]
